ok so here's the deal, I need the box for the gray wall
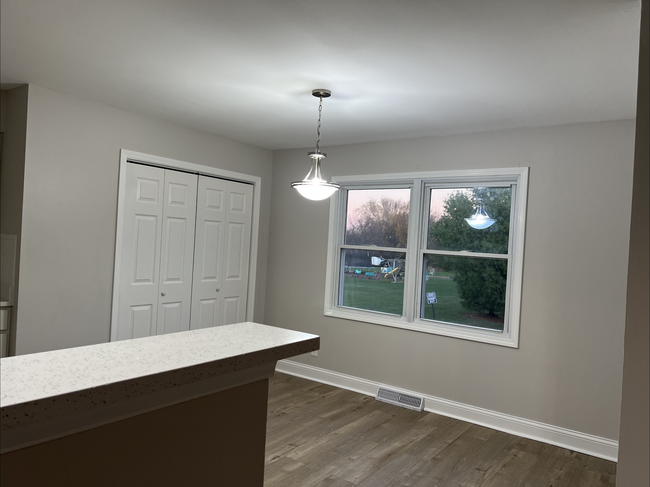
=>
[0,86,29,356]
[15,84,273,355]
[0,86,28,251]
[617,0,649,484]
[266,120,636,441]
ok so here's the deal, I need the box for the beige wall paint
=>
[617,0,649,484]
[267,120,636,440]
[15,84,273,355]
[0,86,29,356]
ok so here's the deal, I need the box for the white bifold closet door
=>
[116,164,197,340]
[114,163,253,340]
[191,176,253,329]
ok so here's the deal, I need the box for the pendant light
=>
[465,199,496,229]
[291,89,340,201]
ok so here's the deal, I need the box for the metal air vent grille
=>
[376,387,424,412]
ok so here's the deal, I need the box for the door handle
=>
[161,292,166,297]
[216,288,220,292]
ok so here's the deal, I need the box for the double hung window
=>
[324,168,528,347]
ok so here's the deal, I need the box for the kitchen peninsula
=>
[0,322,319,486]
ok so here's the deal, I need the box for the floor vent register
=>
[375,387,424,412]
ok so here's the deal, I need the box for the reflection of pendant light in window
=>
[291,89,340,201]
[465,200,496,229]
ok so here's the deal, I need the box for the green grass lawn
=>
[341,275,504,331]
[341,276,405,315]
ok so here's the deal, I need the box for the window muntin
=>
[324,168,528,348]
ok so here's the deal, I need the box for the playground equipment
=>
[383,266,400,283]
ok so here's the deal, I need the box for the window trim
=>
[323,167,529,348]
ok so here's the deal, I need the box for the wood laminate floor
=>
[264,373,616,487]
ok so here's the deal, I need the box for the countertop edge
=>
[1,325,319,433]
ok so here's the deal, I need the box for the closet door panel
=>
[197,298,220,329]
[132,215,159,283]
[200,222,221,280]
[191,177,227,329]
[130,305,155,339]
[225,223,244,279]
[159,301,183,334]
[221,181,253,325]
[222,296,241,326]
[161,218,188,282]
[117,164,165,341]
[157,170,198,335]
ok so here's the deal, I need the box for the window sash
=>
[422,183,515,256]
[413,180,517,332]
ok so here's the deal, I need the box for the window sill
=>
[324,307,518,348]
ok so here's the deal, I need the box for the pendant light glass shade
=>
[291,152,340,201]
[292,89,339,201]
[465,204,496,229]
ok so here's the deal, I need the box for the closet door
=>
[221,181,254,325]
[115,165,254,339]
[157,170,198,334]
[116,164,198,340]
[191,176,227,329]
[116,164,165,340]
[191,178,253,329]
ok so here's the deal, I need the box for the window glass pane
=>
[345,189,410,248]
[340,249,407,315]
[428,187,511,254]
[421,254,507,331]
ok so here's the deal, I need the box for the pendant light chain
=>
[316,96,323,153]
[290,88,339,201]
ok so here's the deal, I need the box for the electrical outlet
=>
[311,350,318,357]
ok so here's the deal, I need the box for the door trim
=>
[110,149,262,342]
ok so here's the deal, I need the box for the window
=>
[324,168,528,347]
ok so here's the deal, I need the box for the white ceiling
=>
[0,0,642,150]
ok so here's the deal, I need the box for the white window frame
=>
[323,167,528,348]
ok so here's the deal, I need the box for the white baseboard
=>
[276,359,618,462]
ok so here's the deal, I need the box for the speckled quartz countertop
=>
[0,322,318,451]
